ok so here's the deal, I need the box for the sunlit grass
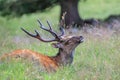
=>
[79,0,120,19]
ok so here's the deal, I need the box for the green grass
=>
[0,0,120,80]
[79,0,120,19]
[0,60,27,80]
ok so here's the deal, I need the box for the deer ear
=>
[51,43,62,48]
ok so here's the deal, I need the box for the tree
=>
[0,0,58,16]
[0,0,95,27]
[60,0,84,27]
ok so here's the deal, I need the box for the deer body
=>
[0,20,84,72]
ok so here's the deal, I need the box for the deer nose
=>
[79,36,84,42]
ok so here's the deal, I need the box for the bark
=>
[60,0,84,28]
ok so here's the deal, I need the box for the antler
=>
[59,12,66,36]
[21,20,65,42]
[37,20,60,41]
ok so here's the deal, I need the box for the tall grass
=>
[0,0,120,80]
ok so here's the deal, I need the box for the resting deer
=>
[0,20,84,72]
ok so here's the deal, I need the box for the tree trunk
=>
[60,0,84,28]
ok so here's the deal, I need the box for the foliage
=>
[0,0,59,16]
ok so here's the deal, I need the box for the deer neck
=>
[52,49,75,66]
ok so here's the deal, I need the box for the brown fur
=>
[0,49,58,72]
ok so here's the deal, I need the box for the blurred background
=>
[0,0,120,25]
[0,0,120,80]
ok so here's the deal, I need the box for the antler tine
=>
[61,12,66,27]
[59,27,65,37]
[21,28,56,42]
[21,28,39,37]
[47,20,52,30]
[37,19,45,29]
[58,12,66,37]
[37,19,60,41]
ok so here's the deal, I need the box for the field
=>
[0,0,120,80]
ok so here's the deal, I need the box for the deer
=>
[0,19,84,72]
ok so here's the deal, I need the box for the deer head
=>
[21,19,84,66]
